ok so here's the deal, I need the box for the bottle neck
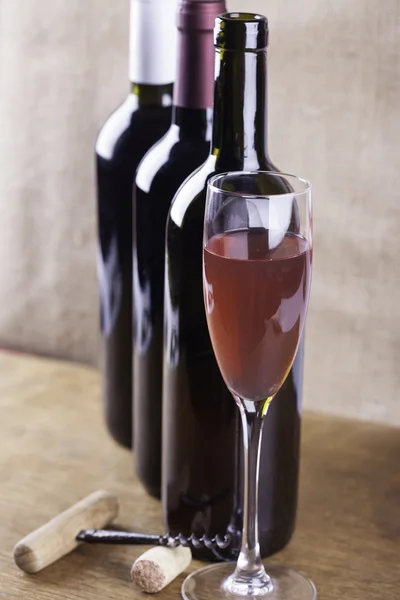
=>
[212,48,270,171]
[173,28,215,112]
[169,0,224,139]
[129,0,178,86]
[131,83,173,108]
[172,106,213,140]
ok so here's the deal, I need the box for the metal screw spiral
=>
[161,532,232,550]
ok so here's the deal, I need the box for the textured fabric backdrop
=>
[0,0,399,425]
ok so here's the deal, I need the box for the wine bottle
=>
[163,13,303,560]
[133,0,227,498]
[95,0,178,448]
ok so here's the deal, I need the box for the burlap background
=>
[0,0,399,425]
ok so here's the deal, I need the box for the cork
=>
[131,546,192,593]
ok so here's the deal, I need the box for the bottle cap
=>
[214,12,269,51]
[174,0,226,109]
[178,0,226,31]
[130,0,179,85]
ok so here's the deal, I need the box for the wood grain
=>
[0,350,399,599]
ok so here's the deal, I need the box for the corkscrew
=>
[76,528,232,551]
[13,490,237,574]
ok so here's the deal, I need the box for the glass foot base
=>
[182,562,316,600]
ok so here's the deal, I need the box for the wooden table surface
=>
[0,350,399,599]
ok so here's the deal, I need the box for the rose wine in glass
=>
[181,170,315,600]
[204,230,311,402]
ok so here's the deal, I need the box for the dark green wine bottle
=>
[163,13,303,561]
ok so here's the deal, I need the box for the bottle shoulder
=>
[96,93,171,162]
[96,94,139,159]
[136,124,211,196]
[169,154,217,228]
[135,125,180,193]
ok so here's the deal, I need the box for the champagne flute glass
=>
[182,171,315,600]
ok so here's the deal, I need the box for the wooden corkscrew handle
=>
[13,490,119,574]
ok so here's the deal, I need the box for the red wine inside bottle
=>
[163,13,304,560]
[204,230,312,401]
[133,0,226,498]
[95,0,178,448]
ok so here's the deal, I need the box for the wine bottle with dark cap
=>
[132,0,227,498]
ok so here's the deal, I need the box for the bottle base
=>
[105,421,132,450]
[142,484,161,500]
[135,469,161,499]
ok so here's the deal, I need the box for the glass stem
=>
[227,397,272,596]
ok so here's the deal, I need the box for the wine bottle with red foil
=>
[133,0,226,498]
[163,13,304,561]
[95,0,178,448]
